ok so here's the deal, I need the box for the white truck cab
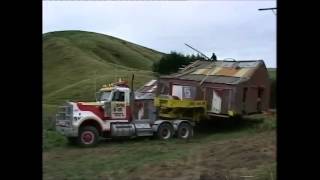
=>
[56,79,194,147]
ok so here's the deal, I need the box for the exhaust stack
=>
[130,74,135,121]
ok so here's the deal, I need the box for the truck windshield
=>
[100,91,111,101]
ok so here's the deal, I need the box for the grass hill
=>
[267,68,276,80]
[43,30,164,105]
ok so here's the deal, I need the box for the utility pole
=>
[258,7,277,15]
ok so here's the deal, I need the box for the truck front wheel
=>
[157,123,174,140]
[77,126,99,147]
[177,123,193,139]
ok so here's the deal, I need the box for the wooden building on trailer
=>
[157,60,270,117]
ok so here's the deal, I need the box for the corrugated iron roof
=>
[135,79,157,100]
[161,60,265,85]
[176,74,247,84]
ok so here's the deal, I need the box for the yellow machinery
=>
[154,96,207,122]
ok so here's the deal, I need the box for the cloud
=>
[43,1,276,67]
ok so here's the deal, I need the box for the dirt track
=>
[114,131,276,180]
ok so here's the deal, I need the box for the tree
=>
[153,51,196,75]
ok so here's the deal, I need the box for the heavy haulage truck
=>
[55,76,207,147]
[55,59,270,147]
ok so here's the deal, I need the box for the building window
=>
[172,85,196,99]
[112,91,125,102]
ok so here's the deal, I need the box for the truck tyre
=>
[77,126,99,147]
[177,123,193,139]
[157,123,174,140]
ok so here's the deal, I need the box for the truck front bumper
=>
[56,126,78,137]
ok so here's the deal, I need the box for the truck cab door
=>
[110,90,127,119]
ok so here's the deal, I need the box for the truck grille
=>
[56,104,73,121]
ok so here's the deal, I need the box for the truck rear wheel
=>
[157,123,174,140]
[77,126,99,147]
[177,123,193,139]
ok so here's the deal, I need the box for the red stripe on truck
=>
[77,103,110,120]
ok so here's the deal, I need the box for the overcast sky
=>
[43,1,276,68]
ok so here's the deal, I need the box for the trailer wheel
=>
[157,123,174,140]
[77,126,99,147]
[177,123,193,139]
